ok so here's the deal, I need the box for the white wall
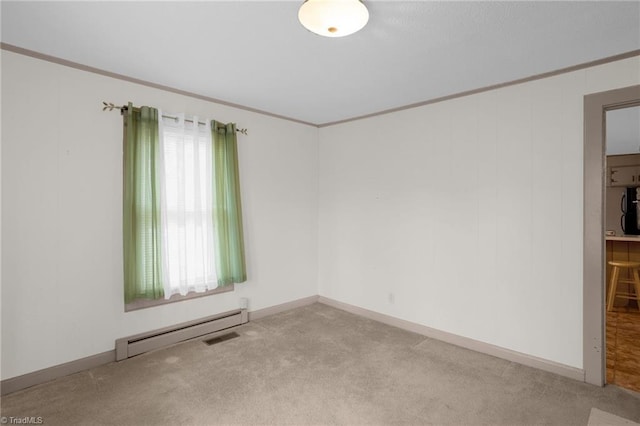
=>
[3,49,639,381]
[0,51,319,380]
[318,57,640,369]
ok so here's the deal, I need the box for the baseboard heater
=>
[115,308,248,361]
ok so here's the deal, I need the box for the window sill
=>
[125,284,234,312]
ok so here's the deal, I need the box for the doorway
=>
[603,106,640,391]
[584,85,640,387]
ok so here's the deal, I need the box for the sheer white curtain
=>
[158,113,218,297]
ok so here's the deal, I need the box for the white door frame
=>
[583,84,640,385]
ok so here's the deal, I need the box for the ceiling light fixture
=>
[298,0,369,38]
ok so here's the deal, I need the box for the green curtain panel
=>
[212,121,247,285]
[123,103,164,303]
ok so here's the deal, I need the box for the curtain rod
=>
[102,102,248,135]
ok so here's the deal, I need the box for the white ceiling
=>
[1,1,639,126]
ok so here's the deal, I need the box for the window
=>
[122,104,246,310]
[159,114,218,297]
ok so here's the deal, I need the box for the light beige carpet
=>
[1,303,640,425]
[589,408,640,426]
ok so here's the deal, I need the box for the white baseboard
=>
[1,350,116,396]
[318,296,585,383]
[1,294,585,396]
[248,295,319,321]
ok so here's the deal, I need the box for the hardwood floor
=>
[605,240,640,392]
[606,306,640,392]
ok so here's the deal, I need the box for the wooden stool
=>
[607,260,640,311]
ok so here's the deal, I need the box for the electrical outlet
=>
[388,293,395,304]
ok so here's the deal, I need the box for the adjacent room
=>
[1,1,640,425]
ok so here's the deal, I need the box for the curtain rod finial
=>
[102,101,122,112]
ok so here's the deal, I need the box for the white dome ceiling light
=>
[298,0,369,38]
